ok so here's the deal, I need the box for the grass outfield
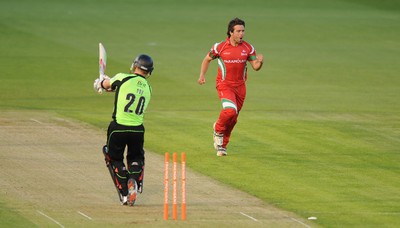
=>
[1,0,400,227]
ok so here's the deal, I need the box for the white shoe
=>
[127,178,138,206]
[121,196,128,205]
[213,123,223,150]
[216,147,227,156]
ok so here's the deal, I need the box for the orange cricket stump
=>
[172,152,178,220]
[181,152,186,220]
[163,152,186,221]
[163,153,169,220]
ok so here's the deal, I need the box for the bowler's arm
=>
[198,54,213,85]
[249,54,264,71]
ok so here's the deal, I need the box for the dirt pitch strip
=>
[0,111,316,227]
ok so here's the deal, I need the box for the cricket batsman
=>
[94,54,154,205]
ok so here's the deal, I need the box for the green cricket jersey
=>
[110,73,152,126]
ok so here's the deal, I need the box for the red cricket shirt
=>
[209,38,257,87]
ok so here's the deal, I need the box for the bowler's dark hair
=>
[227,17,245,37]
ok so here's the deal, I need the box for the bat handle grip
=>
[97,74,105,94]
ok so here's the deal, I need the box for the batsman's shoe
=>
[213,123,223,150]
[121,195,128,205]
[127,178,138,206]
[216,147,227,156]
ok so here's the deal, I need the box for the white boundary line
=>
[78,211,93,220]
[240,212,259,222]
[37,210,64,228]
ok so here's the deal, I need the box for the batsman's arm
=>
[100,78,113,92]
[93,75,112,93]
[198,54,213,85]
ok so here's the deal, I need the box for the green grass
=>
[0,202,36,227]
[1,0,400,227]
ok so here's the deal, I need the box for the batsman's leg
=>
[102,145,128,205]
[126,161,144,206]
[128,161,145,193]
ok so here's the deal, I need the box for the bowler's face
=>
[230,25,245,44]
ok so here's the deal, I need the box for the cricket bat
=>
[98,43,107,93]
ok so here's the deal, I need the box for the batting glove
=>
[93,75,110,94]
